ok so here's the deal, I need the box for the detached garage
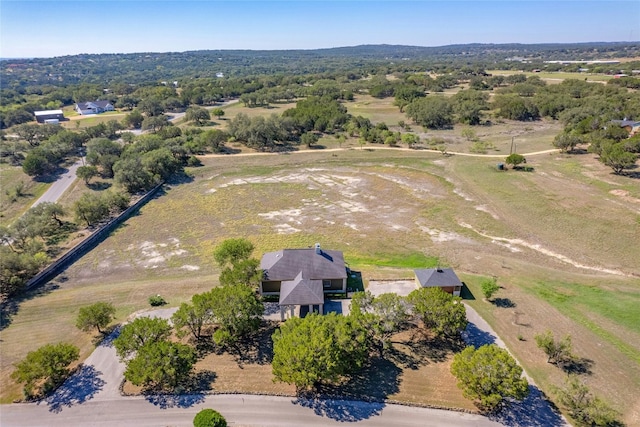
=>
[414,267,463,296]
[34,110,64,124]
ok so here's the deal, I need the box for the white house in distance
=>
[75,100,115,115]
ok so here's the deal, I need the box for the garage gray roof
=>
[414,268,462,288]
[279,272,324,306]
[261,248,346,282]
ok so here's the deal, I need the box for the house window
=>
[323,280,331,289]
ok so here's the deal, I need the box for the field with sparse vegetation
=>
[1,88,639,425]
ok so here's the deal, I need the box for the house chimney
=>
[315,243,321,254]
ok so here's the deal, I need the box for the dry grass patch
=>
[0,164,50,224]
[345,95,406,126]
[0,275,216,403]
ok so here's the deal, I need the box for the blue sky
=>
[1,1,639,58]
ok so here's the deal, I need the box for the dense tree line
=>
[0,202,70,298]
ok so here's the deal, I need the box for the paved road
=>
[0,394,501,427]
[32,159,84,207]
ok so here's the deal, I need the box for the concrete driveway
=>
[367,280,416,297]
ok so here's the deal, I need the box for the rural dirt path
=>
[199,145,560,159]
[463,304,569,427]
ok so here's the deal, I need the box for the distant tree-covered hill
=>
[2,42,639,88]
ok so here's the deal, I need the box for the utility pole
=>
[510,136,515,154]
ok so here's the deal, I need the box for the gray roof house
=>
[260,244,347,320]
[610,120,640,136]
[414,268,463,297]
[75,100,115,115]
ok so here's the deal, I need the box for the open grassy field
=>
[60,112,127,130]
[0,164,51,224]
[486,69,614,83]
[1,100,639,423]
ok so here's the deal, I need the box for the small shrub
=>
[187,156,202,167]
[517,334,525,341]
[193,409,227,427]
[148,295,166,307]
[481,277,499,300]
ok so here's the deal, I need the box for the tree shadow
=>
[144,393,206,409]
[490,385,566,427]
[226,322,276,366]
[0,281,59,331]
[462,322,496,348]
[290,356,400,421]
[87,181,112,191]
[92,325,121,347]
[33,166,70,183]
[493,298,517,308]
[562,357,594,375]
[292,397,385,422]
[42,365,105,413]
[165,172,194,186]
[143,370,216,409]
[220,146,242,155]
[263,301,280,317]
[317,357,401,402]
[402,335,465,365]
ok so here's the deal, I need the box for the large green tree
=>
[272,313,369,392]
[113,317,172,360]
[350,291,408,354]
[505,153,526,169]
[213,238,255,267]
[407,287,467,338]
[76,301,116,334]
[11,343,79,399]
[213,238,261,288]
[451,344,529,412]
[405,96,454,129]
[210,284,264,346]
[599,142,637,174]
[186,106,211,126]
[218,258,261,288]
[76,165,99,185]
[172,292,215,343]
[124,341,196,391]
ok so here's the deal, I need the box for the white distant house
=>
[34,110,64,124]
[75,100,115,115]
